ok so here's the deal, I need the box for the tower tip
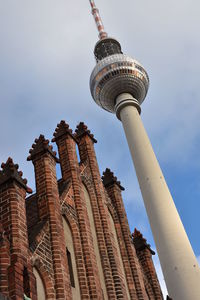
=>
[89,0,108,40]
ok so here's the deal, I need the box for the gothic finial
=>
[132,228,144,239]
[102,168,124,191]
[27,135,59,162]
[0,157,32,193]
[75,122,97,143]
[132,228,155,255]
[52,120,77,142]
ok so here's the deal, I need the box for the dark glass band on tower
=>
[94,38,123,62]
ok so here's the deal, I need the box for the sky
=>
[0,0,200,297]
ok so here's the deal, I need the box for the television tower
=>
[89,1,200,299]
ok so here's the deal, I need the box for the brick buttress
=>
[53,121,102,299]
[75,122,130,299]
[102,168,150,300]
[27,135,72,299]
[132,229,163,299]
[0,158,37,300]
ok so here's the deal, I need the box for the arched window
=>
[62,217,81,299]
[33,267,46,300]
[23,267,30,298]
[66,247,75,288]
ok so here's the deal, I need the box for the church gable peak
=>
[132,228,155,255]
[0,157,32,193]
[102,168,124,191]
[75,122,97,143]
[27,135,59,162]
[52,120,76,142]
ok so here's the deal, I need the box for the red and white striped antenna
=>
[89,0,108,40]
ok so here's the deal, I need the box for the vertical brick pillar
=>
[0,158,37,300]
[102,168,151,299]
[102,168,141,299]
[52,121,102,299]
[27,135,72,300]
[75,122,128,299]
[132,229,163,299]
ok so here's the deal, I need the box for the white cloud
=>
[0,1,200,295]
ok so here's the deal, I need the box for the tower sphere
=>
[90,38,149,113]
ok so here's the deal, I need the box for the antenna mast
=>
[89,0,108,40]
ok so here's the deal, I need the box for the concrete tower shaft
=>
[115,93,200,300]
[89,1,200,299]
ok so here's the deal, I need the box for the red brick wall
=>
[0,225,10,296]
[132,230,163,299]
[0,122,163,300]
[0,158,37,300]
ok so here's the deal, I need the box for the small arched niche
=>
[33,267,46,300]
[23,267,30,298]
[62,216,81,300]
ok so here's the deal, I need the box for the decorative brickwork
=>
[102,168,151,300]
[76,123,130,299]
[53,121,101,299]
[132,229,163,299]
[0,120,163,300]
[81,174,116,299]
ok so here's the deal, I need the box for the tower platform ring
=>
[90,54,149,113]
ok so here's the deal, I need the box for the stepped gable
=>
[132,228,155,255]
[75,122,97,143]
[102,168,125,191]
[27,134,59,162]
[52,120,77,142]
[0,157,32,193]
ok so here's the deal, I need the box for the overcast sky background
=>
[1,0,200,297]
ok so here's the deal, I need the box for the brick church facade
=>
[0,120,163,299]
